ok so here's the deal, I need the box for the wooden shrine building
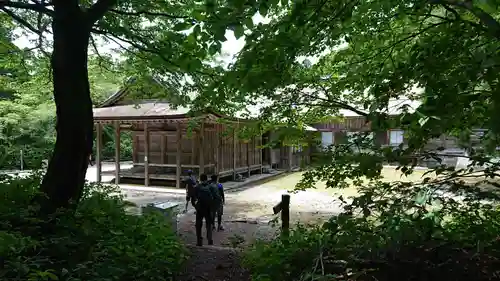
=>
[92,86,270,188]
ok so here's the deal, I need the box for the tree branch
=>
[89,35,112,72]
[0,0,53,15]
[1,7,43,34]
[86,0,118,24]
[432,0,500,39]
[109,9,188,19]
[301,89,369,116]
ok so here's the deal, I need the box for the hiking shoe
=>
[196,239,203,247]
[208,240,214,245]
[218,225,224,231]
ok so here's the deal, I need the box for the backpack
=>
[195,182,215,205]
[210,182,222,203]
[184,176,196,197]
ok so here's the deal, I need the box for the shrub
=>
[244,181,500,281]
[0,172,187,281]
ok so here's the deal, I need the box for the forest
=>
[2,0,500,280]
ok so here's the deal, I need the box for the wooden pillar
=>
[191,130,196,165]
[96,123,102,183]
[247,141,251,177]
[221,125,225,173]
[232,128,237,180]
[176,123,182,189]
[160,134,166,164]
[259,134,263,173]
[144,123,150,186]
[216,124,221,174]
[199,122,205,175]
[288,146,293,171]
[132,135,138,164]
[114,122,120,184]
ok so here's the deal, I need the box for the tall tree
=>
[217,0,500,193]
[0,0,277,211]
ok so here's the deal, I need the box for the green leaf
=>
[233,25,245,39]
[209,44,219,56]
[259,3,269,17]
[188,59,203,71]
[193,24,201,35]
[244,18,254,29]
[173,22,191,31]
[192,10,205,21]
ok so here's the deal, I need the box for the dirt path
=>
[175,213,276,281]
[121,173,343,281]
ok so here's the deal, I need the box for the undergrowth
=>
[244,180,500,281]
[0,172,187,281]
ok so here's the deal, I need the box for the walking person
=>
[88,154,95,166]
[183,170,197,213]
[210,174,225,231]
[193,174,217,246]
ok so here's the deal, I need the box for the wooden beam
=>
[176,123,182,189]
[199,122,205,175]
[160,135,166,164]
[114,121,121,184]
[144,123,150,186]
[96,123,102,183]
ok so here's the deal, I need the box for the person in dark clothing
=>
[210,174,225,231]
[193,174,216,246]
[88,154,95,166]
[184,170,197,213]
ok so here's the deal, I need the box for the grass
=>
[262,167,432,199]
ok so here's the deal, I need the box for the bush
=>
[244,182,500,281]
[0,173,187,281]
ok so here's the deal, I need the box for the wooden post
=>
[114,121,121,184]
[273,194,290,238]
[220,125,224,174]
[132,134,138,164]
[199,122,205,175]
[176,123,182,189]
[96,123,102,183]
[232,128,237,180]
[216,124,221,174]
[246,141,251,177]
[288,146,293,171]
[160,134,166,164]
[259,134,263,173]
[144,123,150,186]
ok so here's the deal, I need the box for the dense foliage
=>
[244,191,500,280]
[0,57,129,170]
[0,173,186,280]
[224,1,500,280]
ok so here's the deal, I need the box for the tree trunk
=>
[39,7,93,212]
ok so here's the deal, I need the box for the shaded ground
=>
[177,245,250,281]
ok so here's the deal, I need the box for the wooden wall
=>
[130,122,262,177]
